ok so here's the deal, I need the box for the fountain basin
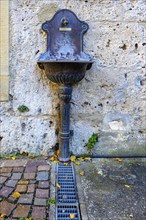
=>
[38,60,92,84]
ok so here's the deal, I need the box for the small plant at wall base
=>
[18,105,29,113]
[47,198,56,205]
[85,133,99,151]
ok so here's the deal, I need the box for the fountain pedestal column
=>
[58,85,72,162]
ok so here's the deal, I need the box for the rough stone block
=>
[0,201,16,217]
[18,193,33,204]
[38,181,49,189]
[27,184,35,193]
[5,180,18,188]
[36,172,49,181]
[16,184,27,193]
[35,188,49,198]
[31,206,46,219]
[11,173,22,180]
[24,172,36,179]
[34,198,47,206]
[0,186,14,198]
[13,204,30,218]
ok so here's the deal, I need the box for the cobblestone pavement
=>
[0,157,52,219]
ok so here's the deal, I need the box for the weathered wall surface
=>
[0,0,146,156]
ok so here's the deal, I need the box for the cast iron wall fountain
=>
[38,9,93,162]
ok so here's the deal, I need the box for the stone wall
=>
[0,0,146,156]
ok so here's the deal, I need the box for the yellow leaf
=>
[42,153,48,157]
[124,184,130,188]
[18,180,29,185]
[70,213,75,219]
[56,150,60,156]
[11,156,16,160]
[70,156,76,162]
[80,171,85,176]
[77,157,84,161]
[101,159,105,163]
[50,156,55,161]
[12,192,21,198]
[54,160,59,164]
[64,163,68,166]
[114,158,122,162]
[56,183,61,188]
[74,161,80,166]
[0,214,6,218]
[29,155,36,158]
[84,157,91,161]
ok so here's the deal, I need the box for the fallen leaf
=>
[11,156,17,160]
[101,159,105,163]
[28,155,36,159]
[84,157,91,161]
[70,213,75,219]
[18,180,29,185]
[124,184,131,188]
[56,150,60,156]
[70,156,76,162]
[74,161,80,166]
[64,163,68,166]
[56,183,61,189]
[42,153,48,157]
[114,158,122,162]
[54,160,59,164]
[50,156,55,161]
[0,214,6,218]
[80,171,85,176]
[77,157,84,161]
[12,192,21,198]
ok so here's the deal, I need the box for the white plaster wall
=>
[0,0,146,156]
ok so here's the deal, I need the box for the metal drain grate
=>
[56,163,81,220]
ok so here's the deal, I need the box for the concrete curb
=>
[75,165,89,220]
[48,162,56,220]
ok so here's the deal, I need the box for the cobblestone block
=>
[24,166,37,173]
[0,200,16,217]
[0,176,7,184]
[34,198,46,206]
[5,180,18,187]
[11,173,22,180]
[0,167,12,173]
[18,193,33,204]
[0,186,14,197]
[27,184,35,193]
[16,184,27,193]
[38,181,49,189]
[38,165,50,171]
[32,206,46,219]
[0,160,28,167]
[13,204,30,218]
[24,172,36,179]
[36,189,49,198]
[0,173,11,177]
[36,172,49,181]
[13,167,24,172]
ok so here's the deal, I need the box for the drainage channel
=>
[56,163,81,220]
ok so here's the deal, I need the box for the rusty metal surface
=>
[38,9,92,62]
